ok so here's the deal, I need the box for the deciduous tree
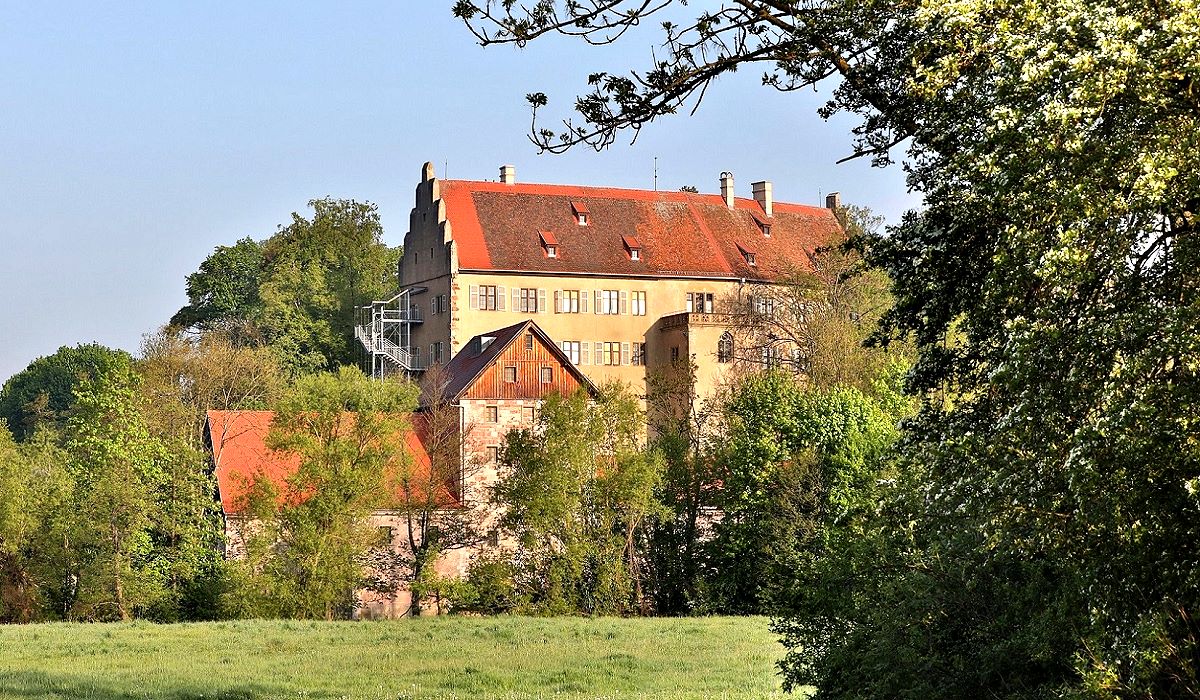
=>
[232,367,418,620]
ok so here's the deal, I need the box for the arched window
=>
[717,332,734,363]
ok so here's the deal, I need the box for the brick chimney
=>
[751,180,773,218]
[825,191,841,210]
[499,164,516,185]
[720,172,734,208]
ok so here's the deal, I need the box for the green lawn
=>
[0,616,795,700]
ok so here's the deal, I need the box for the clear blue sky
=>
[0,1,918,382]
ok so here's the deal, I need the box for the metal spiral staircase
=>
[355,289,424,378]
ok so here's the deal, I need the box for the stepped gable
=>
[438,179,842,279]
[205,410,438,515]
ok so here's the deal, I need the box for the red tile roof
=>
[439,180,842,280]
[539,230,558,246]
[205,410,442,515]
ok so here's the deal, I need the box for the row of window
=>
[558,340,647,367]
[457,288,777,317]
[469,286,651,316]
[484,405,538,424]
[500,364,556,384]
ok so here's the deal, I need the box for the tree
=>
[461,2,1200,695]
[373,364,484,617]
[0,425,71,622]
[232,367,419,620]
[493,385,664,615]
[65,366,171,621]
[136,327,284,619]
[643,356,724,614]
[707,371,898,615]
[169,237,265,334]
[723,204,911,396]
[171,199,401,375]
[0,344,133,441]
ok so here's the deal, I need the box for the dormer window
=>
[571,201,590,226]
[752,212,772,237]
[737,242,757,267]
[622,235,643,262]
[539,230,559,258]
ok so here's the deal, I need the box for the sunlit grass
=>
[0,616,791,699]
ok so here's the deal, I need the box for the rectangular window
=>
[632,342,646,366]
[486,405,498,423]
[601,341,621,366]
[540,366,553,383]
[519,288,538,313]
[600,290,620,315]
[688,292,714,314]
[524,332,534,350]
[631,291,646,316]
[503,365,517,383]
[438,294,446,314]
[487,446,499,465]
[671,346,680,363]
[558,290,580,314]
[561,340,581,364]
[524,406,536,423]
[754,295,775,316]
[478,285,497,310]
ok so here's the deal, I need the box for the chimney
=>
[499,164,516,185]
[751,180,773,218]
[720,171,734,208]
[825,191,841,210]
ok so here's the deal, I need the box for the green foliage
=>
[493,385,665,615]
[230,367,418,620]
[169,236,264,332]
[170,198,400,375]
[0,343,133,441]
[0,425,71,622]
[706,371,899,615]
[64,366,172,620]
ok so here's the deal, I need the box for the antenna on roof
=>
[444,160,448,179]
[653,157,658,191]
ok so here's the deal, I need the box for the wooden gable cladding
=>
[464,328,583,400]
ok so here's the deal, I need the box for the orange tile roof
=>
[439,180,842,280]
[206,410,443,515]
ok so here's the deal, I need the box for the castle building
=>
[359,163,844,403]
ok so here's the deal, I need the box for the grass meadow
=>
[0,615,795,700]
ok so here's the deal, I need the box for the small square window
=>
[486,405,498,423]
[503,365,517,383]
[577,212,588,226]
[630,248,640,261]
[547,245,557,258]
[745,252,756,266]
[540,366,553,383]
